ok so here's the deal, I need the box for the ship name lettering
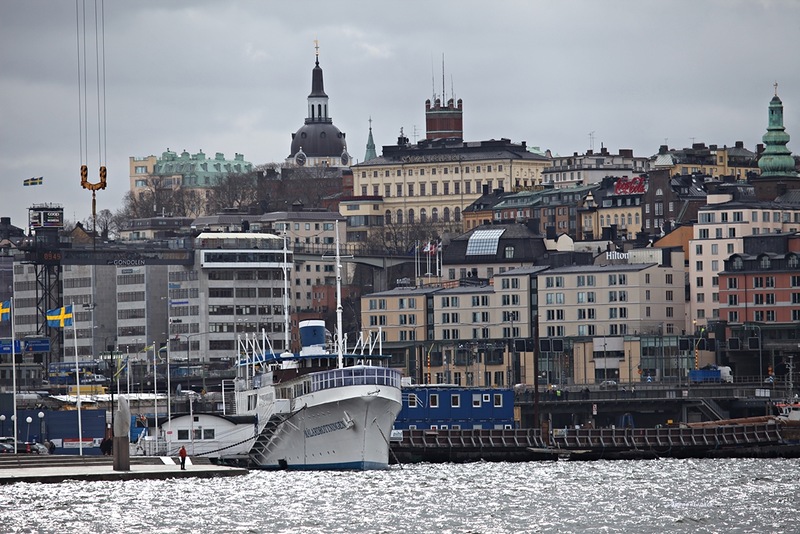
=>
[304,420,347,438]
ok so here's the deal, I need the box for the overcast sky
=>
[1,0,799,232]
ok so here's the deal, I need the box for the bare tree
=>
[206,172,258,214]
[89,209,117,240]
[360,220,443,255]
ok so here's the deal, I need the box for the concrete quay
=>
[0,454,248,485]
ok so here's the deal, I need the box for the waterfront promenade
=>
[0,454,248,485]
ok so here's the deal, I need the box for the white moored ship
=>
[232,320,402,470]
[156,221,402,469]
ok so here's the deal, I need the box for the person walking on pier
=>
[179,446,187,470]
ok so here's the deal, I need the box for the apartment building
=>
[129,149,254,217]
[536,249,685,383]
[168,232,291,364]
[717,233,800,376]
[688,186,800,329]
[441,223,579,282]
[650,142,758,180]
[348,136,551,241]
[362,282,533,388]
[543,147,650,189]
[12,262,118,362]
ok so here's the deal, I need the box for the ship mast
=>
[335,220,344,369]
[282,230,291,355]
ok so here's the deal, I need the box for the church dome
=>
[290,122,347,158]
[287,47,348,164]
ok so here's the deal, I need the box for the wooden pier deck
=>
[391,422,800,463]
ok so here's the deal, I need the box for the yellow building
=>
[349,136,551,239]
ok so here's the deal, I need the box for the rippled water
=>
[3,458,799,533]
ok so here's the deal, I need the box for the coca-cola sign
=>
[613,175,648,195]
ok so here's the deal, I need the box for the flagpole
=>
[153,341,158,453]
[414,241,419,285]
[11,298,18,454]
[72,302,83,456]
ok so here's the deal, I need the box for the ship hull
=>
[249,384,401,470]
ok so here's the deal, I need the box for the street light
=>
[0,414,5,435]
[10,415,16,452]
[747,323,763,382]
[38,411,44,442]
[25,416,32,442]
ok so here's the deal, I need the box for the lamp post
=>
[25,416,32,442]
[0,414,5,435]
[10,415,16,452]
[750,323,763,382]
[690,319,705,371]
[38,411,44,443]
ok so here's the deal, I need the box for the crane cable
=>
[75,0,108,242]
[75,0,108,174]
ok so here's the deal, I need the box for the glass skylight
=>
[466,228,506,256]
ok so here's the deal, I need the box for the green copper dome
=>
[758,92,798,177]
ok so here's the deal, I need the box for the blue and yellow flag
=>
[24,177,43,186]
[0,300,10,322]
[46,305,73,328]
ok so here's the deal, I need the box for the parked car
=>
[599,380,618,390]
[0,437,30,452]
[24,442,48,454]
[0,443,14,454]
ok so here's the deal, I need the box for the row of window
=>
[385,207,461,225]
[363,164,504,180]
[725,310,800,323]
[408,392,504,409]
[699,210,800,224]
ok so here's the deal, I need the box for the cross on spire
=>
[314,39,320,63]
[774,81,778,96]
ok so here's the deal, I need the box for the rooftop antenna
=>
[442,53,446,102]
[431,56,436,101]
[412,125,419,143]
[588,131,595,151]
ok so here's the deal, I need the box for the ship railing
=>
[311,366,402,393]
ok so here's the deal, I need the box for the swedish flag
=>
[23,177,43,186]
[46,305,73,328]
[0,300,10,322]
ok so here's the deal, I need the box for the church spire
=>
[364,117,377,162]
[307,40,329,123]
[758,85,798,177]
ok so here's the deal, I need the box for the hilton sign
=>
[605,251,629,261]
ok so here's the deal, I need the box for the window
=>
[429,394,439,408]
[451,394,460,408]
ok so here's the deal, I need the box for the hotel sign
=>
[605,251,629,261]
